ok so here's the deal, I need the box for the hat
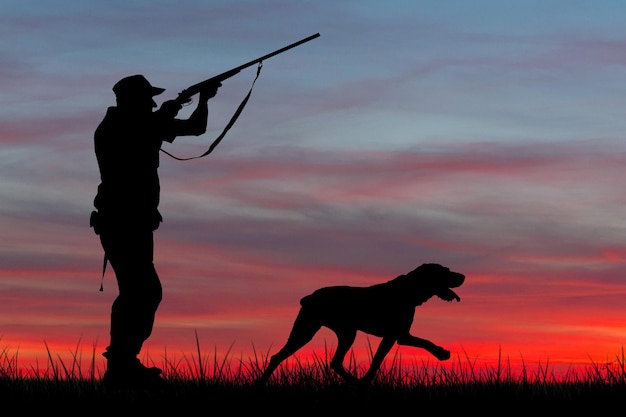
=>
[112,74,165,98]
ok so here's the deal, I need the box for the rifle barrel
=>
[177,33,320,103]
[227,33,320,75]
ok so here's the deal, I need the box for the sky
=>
[2,0,626,377]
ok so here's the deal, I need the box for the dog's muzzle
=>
[437,272,465,302]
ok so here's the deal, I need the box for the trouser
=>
[99,227,162,361]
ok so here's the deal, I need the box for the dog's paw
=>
[433,347,451,361]
[356,376,374,387]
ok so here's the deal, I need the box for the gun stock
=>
[175,33,320,105]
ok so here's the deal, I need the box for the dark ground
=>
[1,377,624,416]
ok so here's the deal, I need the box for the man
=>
[90,74,220,389]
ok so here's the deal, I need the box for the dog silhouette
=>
[256,263,465,385]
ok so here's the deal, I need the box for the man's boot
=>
[102,351,164,390]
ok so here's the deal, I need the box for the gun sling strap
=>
[160,62,263,161]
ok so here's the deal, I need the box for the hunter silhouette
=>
[90,74,220,389]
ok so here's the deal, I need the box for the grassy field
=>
[1,340,625,415]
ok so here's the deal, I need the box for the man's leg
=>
[99,228,164,388]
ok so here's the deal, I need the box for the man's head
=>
[113,74,165,112]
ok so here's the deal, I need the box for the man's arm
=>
[157,82,220,141]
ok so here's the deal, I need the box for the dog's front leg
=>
[397,334,451,361]
[359,336,396,385]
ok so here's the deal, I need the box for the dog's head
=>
[391,263,465,305]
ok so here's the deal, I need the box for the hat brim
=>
[151,87,165,96]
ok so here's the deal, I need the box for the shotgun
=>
[174,33,320,105]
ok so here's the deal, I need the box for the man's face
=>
[117,94,157,114]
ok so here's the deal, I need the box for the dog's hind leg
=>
[359,336,396,384]
[256,308,322,384]
[329,329,359,384]
[397,334,451,360]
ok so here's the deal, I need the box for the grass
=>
[1,336,625,415]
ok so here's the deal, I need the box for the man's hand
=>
[158,100,183,118]
[200,82,222,102]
